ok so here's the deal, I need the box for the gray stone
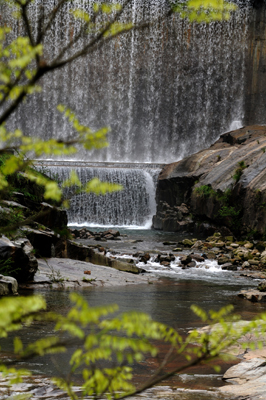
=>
[0,236,37,282]
[238,289,266,302]
[0,275,18,295]
[221,358,266,398]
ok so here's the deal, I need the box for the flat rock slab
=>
[238,289,266,302]
[22,258,155,289]
[240,271,266,279]
[220,358,266,399]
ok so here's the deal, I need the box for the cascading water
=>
[38,161,161,227]
[1,0,252,226]
[3,0,250,163]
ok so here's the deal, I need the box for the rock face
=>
[0,237,38,282]
[153,126,266,237]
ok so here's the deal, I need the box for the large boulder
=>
[0,237,38,282]
[153,126,266,237]
[22,227,60,258]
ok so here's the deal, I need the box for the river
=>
[1,228,265,400]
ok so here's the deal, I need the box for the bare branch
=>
[14,0,35,46]
[37,0,68,44]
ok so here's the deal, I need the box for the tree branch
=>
[15,0,35,47]
[36,0,68,44]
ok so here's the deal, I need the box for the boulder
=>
[34,202,68,230]
[221,262,237,271]
[0,275,18,295]
[220,358,266,398]
[0,237,38,282]
[22,227,59,258]
[180,255,192,265]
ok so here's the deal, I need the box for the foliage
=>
[218,205,240,218]
[1,294,266,399]
[172,0,236,23]
[194,184,216,198]
[232,160,247,183]
[0,257,20,276]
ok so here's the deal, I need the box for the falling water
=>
[2,0,250,163]
[1,0,252,225]
[38,161,161,227]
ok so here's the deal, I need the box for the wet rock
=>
[215,241,225,248]
[191,240,203,248]
[187,261,196,268]
[240,271,266,279]
[244,242,254,249]
[238,289,266,302]
[0,274,18,295]
[206,251,216,259]
[0,236,38,282]
[180,255,192,265]
[139,253,150,263]
[221,262,237,271]
[191,254,205,262]
[161,261,170,267]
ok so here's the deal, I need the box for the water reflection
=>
[1,274,265,399]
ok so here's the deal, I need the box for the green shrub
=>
[194,185,216,198]
[233,161,247,183]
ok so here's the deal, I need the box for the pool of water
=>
[2,270,263,400]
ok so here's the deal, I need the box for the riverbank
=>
[19,257,156,290]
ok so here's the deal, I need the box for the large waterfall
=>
[2,1,255,227]
[4,0,250,163]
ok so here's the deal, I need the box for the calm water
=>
[3,272,262,400]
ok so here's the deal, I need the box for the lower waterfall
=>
[37,161,162,228]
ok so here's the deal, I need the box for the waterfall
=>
[37,161,161,227]
[3,0,250,163]
[1,0,255,227]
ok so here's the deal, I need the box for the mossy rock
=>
[258,282,266,292]
[182,239,194,247]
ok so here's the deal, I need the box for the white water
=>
[2,0,250,163]
[46,164,160,227]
